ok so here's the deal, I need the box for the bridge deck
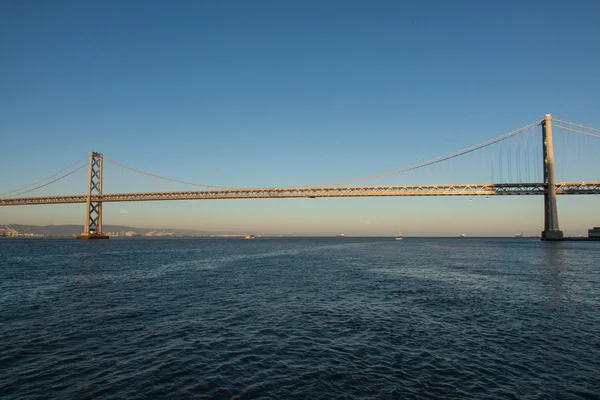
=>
[1,182,599,206]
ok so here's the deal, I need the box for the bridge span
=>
[1,114,599,240]
[1,182,599,206]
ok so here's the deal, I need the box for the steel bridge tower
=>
[76,152,109,239]
[541,114,563,240]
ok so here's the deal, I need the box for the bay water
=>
[1,237,599,399]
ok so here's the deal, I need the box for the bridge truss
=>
[1,182,599,206]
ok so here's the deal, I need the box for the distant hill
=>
[3,224,213,237]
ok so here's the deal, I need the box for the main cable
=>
[305,120,542,187]
[553,119,600,133]
[4,164,88,198]
[553,124,600,139]
[0,156,88,198]
[103,157,235,189]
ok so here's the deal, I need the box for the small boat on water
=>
[335,233,345,238]
[244,234,255,240]
[395,231,403,241]
[460,233,466,238]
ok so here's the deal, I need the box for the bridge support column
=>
[541,114,563,240]
[77,152,109,240]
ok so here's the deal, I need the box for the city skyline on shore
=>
[2,220,596,238]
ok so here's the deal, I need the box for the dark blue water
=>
[1,237,599,399]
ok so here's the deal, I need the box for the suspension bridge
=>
[1,114,599,240]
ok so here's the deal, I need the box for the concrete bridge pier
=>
[541,114,563,241]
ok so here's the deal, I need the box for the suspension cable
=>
[553,119,600,133]
[553,124,600,139]
[306,120,541,187]
[0,156,88,198]
[3,164,88,198]
[103,157,235,189]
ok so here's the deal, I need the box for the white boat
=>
[244,234,255,240]
[395,231,403,240]
[460,233,466,238]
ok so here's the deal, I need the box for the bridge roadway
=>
[1,182,599,206]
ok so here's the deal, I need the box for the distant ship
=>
[395,231,403,241]
[514,233,523,238]
[244,234,255,240]
[335,233,345,237]
[460,233,466,238]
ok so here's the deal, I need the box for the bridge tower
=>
[541,114,563,240]
[76,152,109,240]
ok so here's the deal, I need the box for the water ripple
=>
[1,238,599,398]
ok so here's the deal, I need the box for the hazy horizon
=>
[2,194,598,238]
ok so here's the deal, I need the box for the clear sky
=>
[1,0,599,236]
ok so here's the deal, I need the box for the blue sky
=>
[1,0,599,236]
